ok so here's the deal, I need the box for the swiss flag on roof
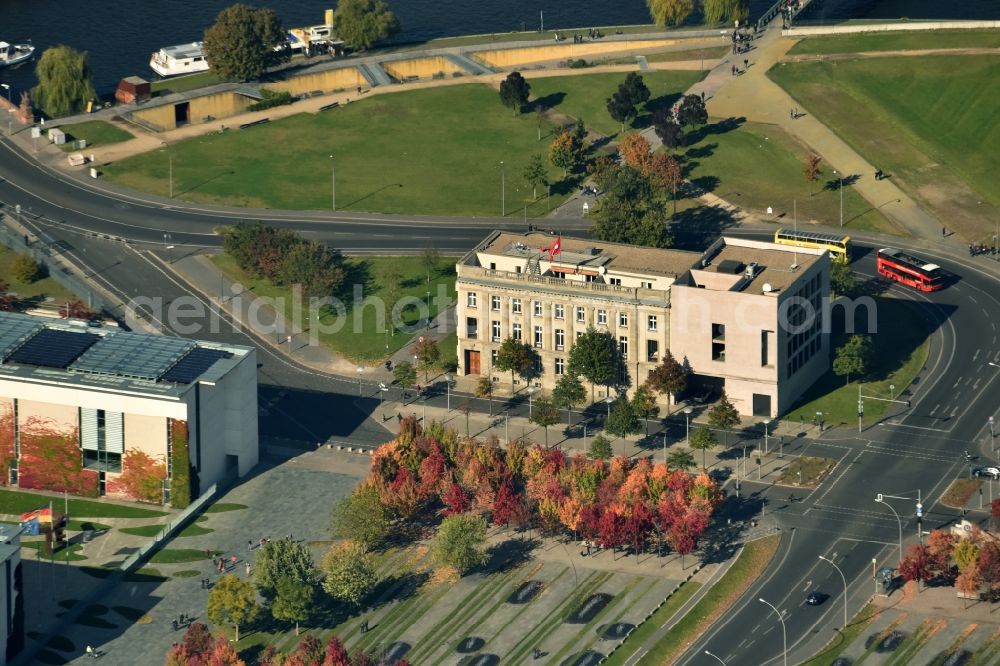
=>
[547,236,562,259]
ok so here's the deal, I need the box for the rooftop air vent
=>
[744,262,759,279]
[717,259,744,275]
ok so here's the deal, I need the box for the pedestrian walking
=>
[245,562,251,576]
[248,540,253,551]
[941,226,947,237]
[744,58,749,69]
[701,90,705,103]
[259,537,265,548]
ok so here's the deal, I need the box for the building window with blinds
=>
[81,408,123,473]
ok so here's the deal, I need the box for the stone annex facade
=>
[455,231,831,417]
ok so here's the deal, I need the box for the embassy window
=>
[576,307,586,323]
[609,277,622,286]
[648,315,658,331]
[619,336,628,361]
[555,329,565,351]
[641,281,653,289]
[534,301,543,316]
[512,298,522,314]
[619,312,629,328]
[534,326,543,347]
[554,304,565,319]
[597,310,607,326]
[555,358,565,375]
[512,323,522,341]
[467,292,477,308]
[491,320,500,341]
[491,296,501,311]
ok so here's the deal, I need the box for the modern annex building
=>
[0,312,258,505]
[455,232,830,417]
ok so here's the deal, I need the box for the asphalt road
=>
[3,133,1000,664]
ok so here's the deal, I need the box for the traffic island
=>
[776,456,836,488]
[939,478,983,509]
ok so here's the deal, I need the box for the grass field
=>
[630,534,782,665]
[646,45,730,63]
[682,120,897,234]
[0,489,166,518]
[150,71,222,94]
[56,120,132,151]
[940,478,982,509]
[785,296,930,427]
[769,55,1000,240]
[777,457,835,487]
[149,548,212,564]
[104,84,571,216]
[788,30,1000,55]
[528,70,706,137]
[212,254,457,362]
[0,245,77,306]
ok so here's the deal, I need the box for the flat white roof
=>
[158,42,204,60]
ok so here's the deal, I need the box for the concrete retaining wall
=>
[382,56,463,81]
[785,20,1000,37]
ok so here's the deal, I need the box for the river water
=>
[1,0,997,95]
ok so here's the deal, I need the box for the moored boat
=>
[149,42,209,78]
[0,41,35,68]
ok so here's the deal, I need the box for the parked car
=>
[973,467,1000,479]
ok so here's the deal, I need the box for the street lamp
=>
[329,154,336,211]
[160,141,173,198]
[818,554,848,628]
[445,373,454,411]
[356,365,364,396]
[833,169,843,227]
[684,406,693,444]
[763,417,771,455]
[758,598,787,666]
[528,386,536,417]
[379,382,389,421]
[875,496,903,565]
[500,161,506,217]
[605,395,614,419]
[704,651,726,665]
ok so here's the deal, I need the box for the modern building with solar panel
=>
[0,312,258,506]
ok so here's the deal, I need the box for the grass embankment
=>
[528,70,705,137]
[618,534,781,665]
[0,245,77,306]
[769,54,1000,241]
[647,45,730,63]
[149,548,213,564]
[682,120,896,234]
[801,603,878,665]
[204,502,247,513]
[940,478,982,509]
[0,489,166,519]
[602,582,702,666]
[212,254,457,362]
[119,519,212,538]
[788,30,1000,55]
[150,71,222,94]
[56,120,133,151]
[785,297,929,427]
[395,24,661,51]
[777,457,835,487]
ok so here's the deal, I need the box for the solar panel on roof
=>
[8,329,99,369]
[0,312,45,361]
[71,333,194,380]
[161,347,233,384]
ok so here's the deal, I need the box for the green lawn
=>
[788,30,1000,55]
[396,24,662,51]
[0,245,77,307]
[149,548,212,564]
[150,71,222,94]
[212,254,457,362]
[56,120,133,151]
[65,520,110,532]
[527,70,706,137]
[769,55,1000,240]
[602,582,702,666]
[785,296,929,427]
[204,502,248,513]
[0,489,166,518]
[682,120,898,234]
[777,457,835,486]
[103,84,571,217]
[119,520,211,537]
[646,45,730,63]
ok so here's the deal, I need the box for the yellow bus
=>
[774,229,851,263]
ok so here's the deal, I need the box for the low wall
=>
[473,38,712,68]
[268,67,365,96]
[785,20,1000,37]
[382,56,463,81]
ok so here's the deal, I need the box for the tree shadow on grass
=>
[176,169,235,197]
[532,92,566,111]
[482,536,540,574]
[688,175,720,194]
[823,173,861,191]
[341,183,404,210]
[685,116,745,146]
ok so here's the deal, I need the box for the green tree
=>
[333,0,401,50]
[631,386,660,437]
[413,337,441,381]
[475,375,496,416]
[833,335,874,384]
[572,118,588,143]
[499,71,531,115]
[31,45,97,118]
[432,514,489,574]
[253,539,317,601]
[320,541,379,606]
[647,0,694,26]
[652,111,685,151]
[592,166,672,248]
[552,374,587,426]
[421,244,440,283]
[207,575,259,642]
[330,484,391,551]
[667,447,696,470]
[621,72,651,107]
[278,240,346,298]
[203,4,288,82]
[523,154,549,200]
[568,328,621,402]
[606,397,642,451]
[644,350,687,414]
[689,426,718,468]
[589,433,613,460]
[529,396,561,447]
[495,337,534,390]
[393,360,417,390]
[549,130,583,178]
[707,390,741,447]
[271,576,314,635]
[606,90,637,134]
[830,261,859,297]
[676,93,708,128]
[702,0,749,24]
[10,254,41,284]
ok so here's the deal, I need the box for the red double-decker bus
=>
[876,248,945,292]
